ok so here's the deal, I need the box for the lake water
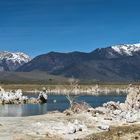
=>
[0,94,126,117]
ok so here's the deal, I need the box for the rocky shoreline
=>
[0,85,140,139]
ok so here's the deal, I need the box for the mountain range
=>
[1,43,140,82]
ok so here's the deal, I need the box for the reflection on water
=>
[0,94,126,117]
[0,104,47,117]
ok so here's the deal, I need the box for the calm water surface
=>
[0,94,126,117]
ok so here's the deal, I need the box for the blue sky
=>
[0,0,140,57]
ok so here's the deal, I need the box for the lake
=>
[0,94,126,117]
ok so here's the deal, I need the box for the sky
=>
[0,0,140,57]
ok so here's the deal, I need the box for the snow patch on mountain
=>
[0,51,31,71]
[111,43,140,56]
[0,51,31,63]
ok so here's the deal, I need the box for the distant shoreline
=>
[0,84,129,95]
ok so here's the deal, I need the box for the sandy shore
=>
[0,111,140,140]
[0,112,93,140]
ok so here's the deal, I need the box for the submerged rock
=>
[27,98,40,104]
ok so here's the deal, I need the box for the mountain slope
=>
[0,51,31,71]
[17,51,91,72]
[17,43,140,82]
[0,71,68,84]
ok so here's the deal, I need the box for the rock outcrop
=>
[38,88,48,103]
[0,86,47,104]
[93,85,140,126]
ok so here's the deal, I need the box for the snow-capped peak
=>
[0,51,31,63]
[111,43,140,56]
[0,51,31,71]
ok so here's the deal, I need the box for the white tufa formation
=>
[0,86,47,104]
[97,85,140,125]
[125,85,140,110]
[0,87,28,104]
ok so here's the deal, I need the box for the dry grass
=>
[78,124,140,140]
[0,84,128,91]
[0,84,67,92]
[13,134,63,140]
